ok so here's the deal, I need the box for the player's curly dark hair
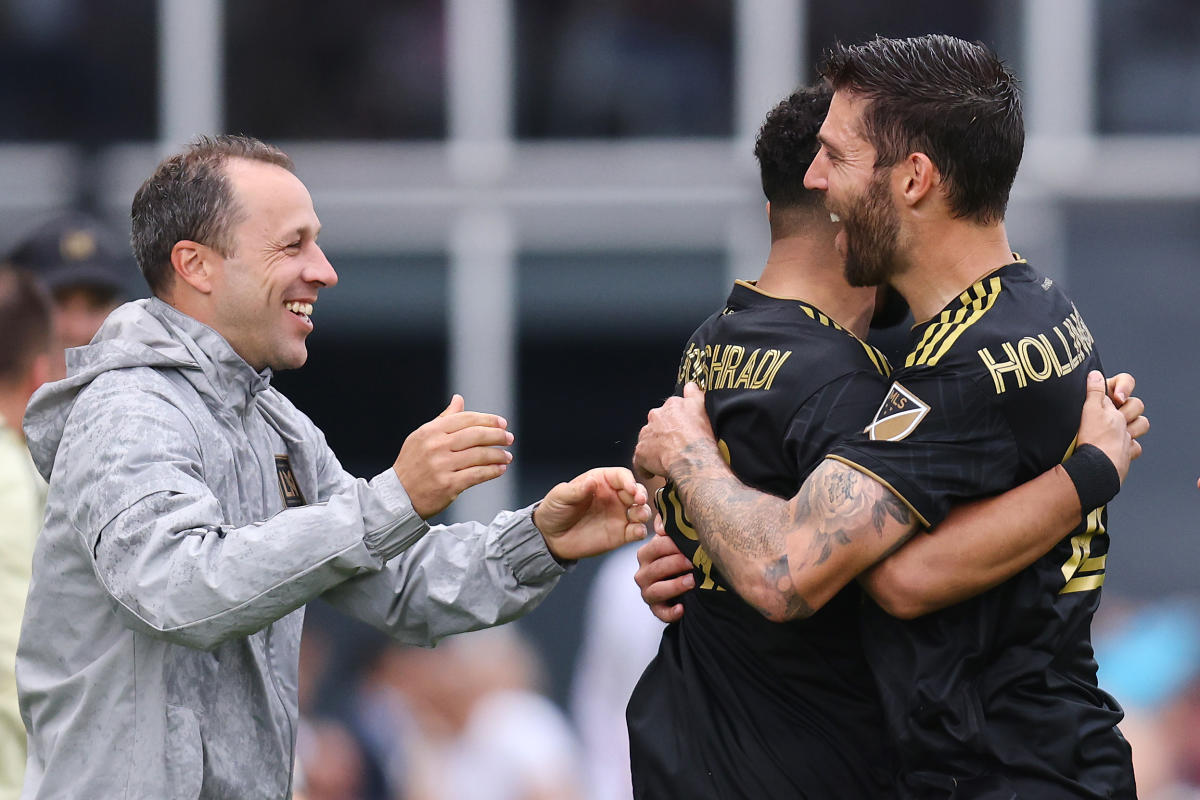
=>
[753,84,832,211]
[819,34,1023,225]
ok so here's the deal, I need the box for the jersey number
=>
[1059,506,1106,594]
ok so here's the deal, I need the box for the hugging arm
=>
[635,372,1147,622]
[635,388,918,621]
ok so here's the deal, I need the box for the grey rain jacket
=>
[17,298,565,799]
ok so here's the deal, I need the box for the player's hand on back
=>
[1105,373,1149,446]
[635,528,695,623]
[533,467,651,561]
[1077,371,1149,484]
[634,382,714,481]
[392,394,514,519]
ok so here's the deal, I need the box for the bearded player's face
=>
[804,90,902,287]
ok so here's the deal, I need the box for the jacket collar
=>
[146,298,273,412]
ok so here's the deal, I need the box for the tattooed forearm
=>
[764,555,814,619]
[791,463,916,564]
[671,441,791,560]
[669,440,796,613]
[669,449,918,621]
[874,489,914,531]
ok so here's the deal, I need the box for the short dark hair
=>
[0,267,54,384]
[819,34,1024,224]
[754,85,832,210]
[130,134,294,296]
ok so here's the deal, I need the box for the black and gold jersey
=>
[828,261,1136,799]
[627,280,895,800]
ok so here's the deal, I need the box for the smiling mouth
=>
[284,300,313,322]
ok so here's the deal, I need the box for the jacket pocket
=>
[165,704,204,800]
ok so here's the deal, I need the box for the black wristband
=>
[1061,443,1121,513]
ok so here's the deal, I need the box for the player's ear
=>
[170,240,219,295]
[898,152,937,207]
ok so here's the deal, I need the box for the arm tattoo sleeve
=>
[671,444,916,618]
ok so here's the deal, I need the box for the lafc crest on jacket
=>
[275,454,307,507]
[864,382,931,441]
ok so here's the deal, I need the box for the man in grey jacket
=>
[16,135,652,799]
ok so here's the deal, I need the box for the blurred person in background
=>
[5,212,133,358]
[568,542,664,800]
[369,627,584,800]
[0,267,55,799]
[1093,601,1200,799]
[293,622,378,800]
[16,134,651,799]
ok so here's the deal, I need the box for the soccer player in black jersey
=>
[626,86,896,799]
[634,36,1147,799]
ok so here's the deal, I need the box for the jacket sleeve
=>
[67,377,429,650]
[293,389,568,645]
[319,505,567,646]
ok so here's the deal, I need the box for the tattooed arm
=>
[635,385,918,621]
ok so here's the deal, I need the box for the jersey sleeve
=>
[782,369,892,482]
[825,365,1020,529]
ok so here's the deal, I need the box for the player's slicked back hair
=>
[131,134,295,296]
[0,267,54,383]
[819,34,1023,224]
[754,85,832,211]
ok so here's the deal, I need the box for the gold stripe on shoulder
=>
[876,348,892,374]
[857,341,890,376]
[796,302,844,331]
[908,277,1002,367]
[859,341,883,374]
[906,305,971,367]
[824,454,931,529]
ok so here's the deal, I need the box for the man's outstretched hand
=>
[534,468,652,562]
[393,394,514,519]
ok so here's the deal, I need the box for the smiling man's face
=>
[208,158,338,372]
[805,90,902,288]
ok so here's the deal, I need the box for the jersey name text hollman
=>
[977,305,1096,394]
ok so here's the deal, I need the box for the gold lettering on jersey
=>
[691,545,723,591]
[1060,507,1107,594]
[865,382,932,441]
[661,484,698,541]
[677,342,709,389]
[677,342,793,393]
[977,306,1096,394]
[756,350,790,390]
[732,349,758,388]
[749,349,778,388]
[657,482,726,592]
[712,345,745,389]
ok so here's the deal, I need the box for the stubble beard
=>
[841,170,901,288]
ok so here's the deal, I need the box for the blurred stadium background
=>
[3,0,1198,795]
